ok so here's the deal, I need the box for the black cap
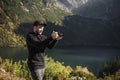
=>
[33,20,47,26]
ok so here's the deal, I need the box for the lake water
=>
[0,47,120,76]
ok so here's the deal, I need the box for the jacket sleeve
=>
[47,40,57,49]
[26,34,53,48]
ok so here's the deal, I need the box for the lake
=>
[0,47,120,76]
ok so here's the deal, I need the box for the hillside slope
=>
[0,0,69,47]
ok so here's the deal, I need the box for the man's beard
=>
[36,30,43,35]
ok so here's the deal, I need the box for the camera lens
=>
[58,33,63,37]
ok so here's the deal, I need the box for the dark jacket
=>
[26,32,57,71]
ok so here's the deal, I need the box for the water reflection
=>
[0,47,28,61]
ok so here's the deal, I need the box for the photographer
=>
[26,20,62,80]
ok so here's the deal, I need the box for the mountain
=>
[53,0,120,20]
[53,0,88,13]
[0,0,69,47]
[0,0,120,48]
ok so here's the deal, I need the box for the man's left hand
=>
[56,36,62,40]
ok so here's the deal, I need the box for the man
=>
[26,20,62,80]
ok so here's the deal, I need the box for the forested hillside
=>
[0,0,70,47]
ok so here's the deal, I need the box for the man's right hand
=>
[51,31,59,40]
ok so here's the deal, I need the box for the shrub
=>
[70,66,98,80]
[0,56,98,80]
[44,56,73,80]
[99,57,120,80]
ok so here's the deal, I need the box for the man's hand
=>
[51,31,62,40]
[56,36,62,40]
[51,31,59,40]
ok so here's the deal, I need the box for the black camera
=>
[54,30,63,37]
[58,32,63,37]
[53,29,63,37]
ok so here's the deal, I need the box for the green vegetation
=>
[0,55,120,80]
[0,57,31,80]
[0,56,97,80]
[0,26,26,47]
[99,57,120,80]
[0,2,26,47]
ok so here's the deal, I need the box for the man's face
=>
[34,25,44,35]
